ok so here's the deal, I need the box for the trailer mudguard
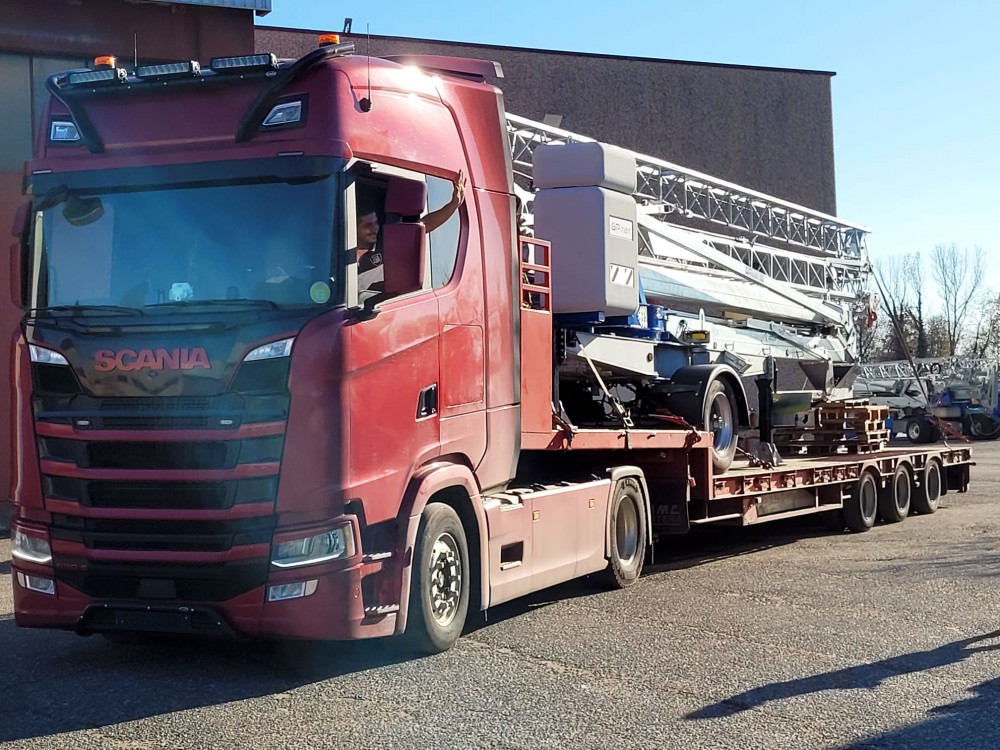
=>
[660,364,751,427]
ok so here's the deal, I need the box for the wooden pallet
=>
[778,441,886,456]
[774,428,890,443]
[817,406,890,423]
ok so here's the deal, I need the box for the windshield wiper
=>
[28,304,145,317]
[144,299,280,310]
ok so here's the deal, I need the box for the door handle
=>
[417,384,438,418]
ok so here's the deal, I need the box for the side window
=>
[426,175,462,288]
[346,162,465,305]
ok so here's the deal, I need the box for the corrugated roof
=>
[148,0,271,14]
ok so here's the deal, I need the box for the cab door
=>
[344,165,441,524]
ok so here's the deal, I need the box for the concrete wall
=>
[255,28,838,215]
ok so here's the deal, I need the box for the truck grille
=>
[50,514,276,553]
[45,476,278,510]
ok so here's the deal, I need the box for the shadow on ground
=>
[834,673,1000,749]
[686,628,1000,724]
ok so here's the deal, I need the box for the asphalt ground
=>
[2,442,999,750]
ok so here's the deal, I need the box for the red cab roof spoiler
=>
[383,55,503,81]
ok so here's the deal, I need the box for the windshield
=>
[29,175,341,311]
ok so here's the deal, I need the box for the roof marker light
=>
[94,55,117,69]
[319,33,341,46]
[50,120,81,143]
[262,101,303,128]
[135,61,201,80]
[210,53,278,74]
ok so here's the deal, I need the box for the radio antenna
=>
[359,24,373,112]
[134,33,138,70]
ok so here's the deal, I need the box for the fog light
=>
[267,580,318,602]
[16,572,56,595]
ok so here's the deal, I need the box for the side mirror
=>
[381,222,425,298]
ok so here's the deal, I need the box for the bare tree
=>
[931,244,984,356]
[966,289,1000,359]
[874,253,928,359]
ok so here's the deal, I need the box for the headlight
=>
[271,527,355,568]
[244,337,294,362]
[29,345,69,366]
[12,528,53,564]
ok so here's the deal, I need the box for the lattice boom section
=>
[508,114,869,260]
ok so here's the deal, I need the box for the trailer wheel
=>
[704,380,738,474]
[843,471,879,532]
[404,503,470,654]
[599,478,647,588]
[878,463,912,524]
[912,459,943,515]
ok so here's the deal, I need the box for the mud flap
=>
[651,480,691,535]
[946,464,970,493]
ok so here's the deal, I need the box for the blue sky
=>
[259,1,1000,299]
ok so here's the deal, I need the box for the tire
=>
[703,380,738,474]
[912,459,943,515]
[967,414,1000,441]
[598,478,647,588]
[404,503,470,655]
[844,471,879,532]
[906,418,931,444]
[878,463,912,523]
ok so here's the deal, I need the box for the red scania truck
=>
[9,39,972,653]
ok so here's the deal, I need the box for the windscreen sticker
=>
[310,281,332,304]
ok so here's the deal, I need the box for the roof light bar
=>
[136,61,201,80]
[66,67,128,87]
[210,53,278,74]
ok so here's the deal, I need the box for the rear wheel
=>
[878,463,912,523]
[404,503,470,655]
[912,459,943,514]
[598,478,647,588]
[703,380,738,474]
[844,471,879,532]
[967,414,1000,441]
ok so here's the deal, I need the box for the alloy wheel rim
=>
[428,532,462,626]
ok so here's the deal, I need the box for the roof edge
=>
[254,25,836,76]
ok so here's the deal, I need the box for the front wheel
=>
[404,503,470,655]
[906,417,932,444]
